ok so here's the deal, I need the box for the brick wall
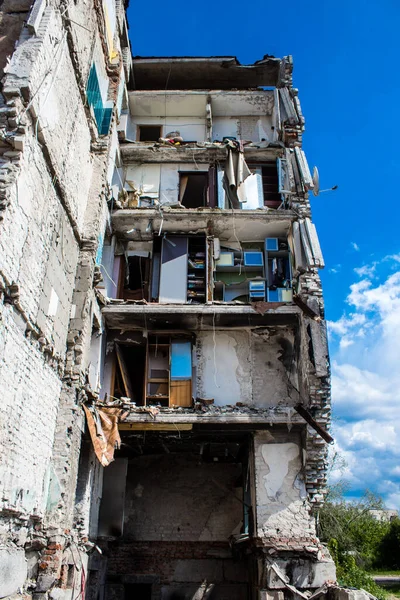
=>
[105,541,249,600]
[122,454,243,542]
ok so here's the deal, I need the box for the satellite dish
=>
[311,166,338,196]
[312,166,320,196]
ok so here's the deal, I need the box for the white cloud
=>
[339,338,354,349]
[328,312,366,336]
[354,263,377,278]
[329,264,342,275]
[386,492,400,510]
[328,259,400,510]
[385,254,400,263]
[351,242,360,251]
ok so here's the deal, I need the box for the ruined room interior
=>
[96,428,253,600]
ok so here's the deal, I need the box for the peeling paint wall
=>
[0,304,62,516]
[254,431,315,539]
[196,330,299,407]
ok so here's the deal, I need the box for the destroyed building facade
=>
[0,1,334,598]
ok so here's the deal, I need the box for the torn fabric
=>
[83,404,129,466]
[223,144,252,208]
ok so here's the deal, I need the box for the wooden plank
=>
[170,380,192,407]
[115,343,134,401]
[118,423,193,431]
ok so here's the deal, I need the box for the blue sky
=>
[126,0,400,509]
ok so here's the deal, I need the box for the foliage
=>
[378,518,400,569]
[330,549,387,600]
[319,487,392,599]
[319,490,390,569]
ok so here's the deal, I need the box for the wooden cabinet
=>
[145,337,192,407]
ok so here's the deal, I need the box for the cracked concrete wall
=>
[196,329,299,407]
[254,431,315,540]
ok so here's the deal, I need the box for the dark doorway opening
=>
[179,173,208,208]
[113,343,146,405]
[261,163,281,208]
[124,583,152,599]
[120,255,150,301]
[138,125,161,142]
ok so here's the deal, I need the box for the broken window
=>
[112,335,193,407]
[179,172,208,208]
[138,125,162,142]
[86,63,112,135]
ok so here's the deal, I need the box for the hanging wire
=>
[212,312,219,388]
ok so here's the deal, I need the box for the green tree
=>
[378,518,400,569]
[319,490,390,569]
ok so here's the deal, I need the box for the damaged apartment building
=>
[0,0,336,598]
